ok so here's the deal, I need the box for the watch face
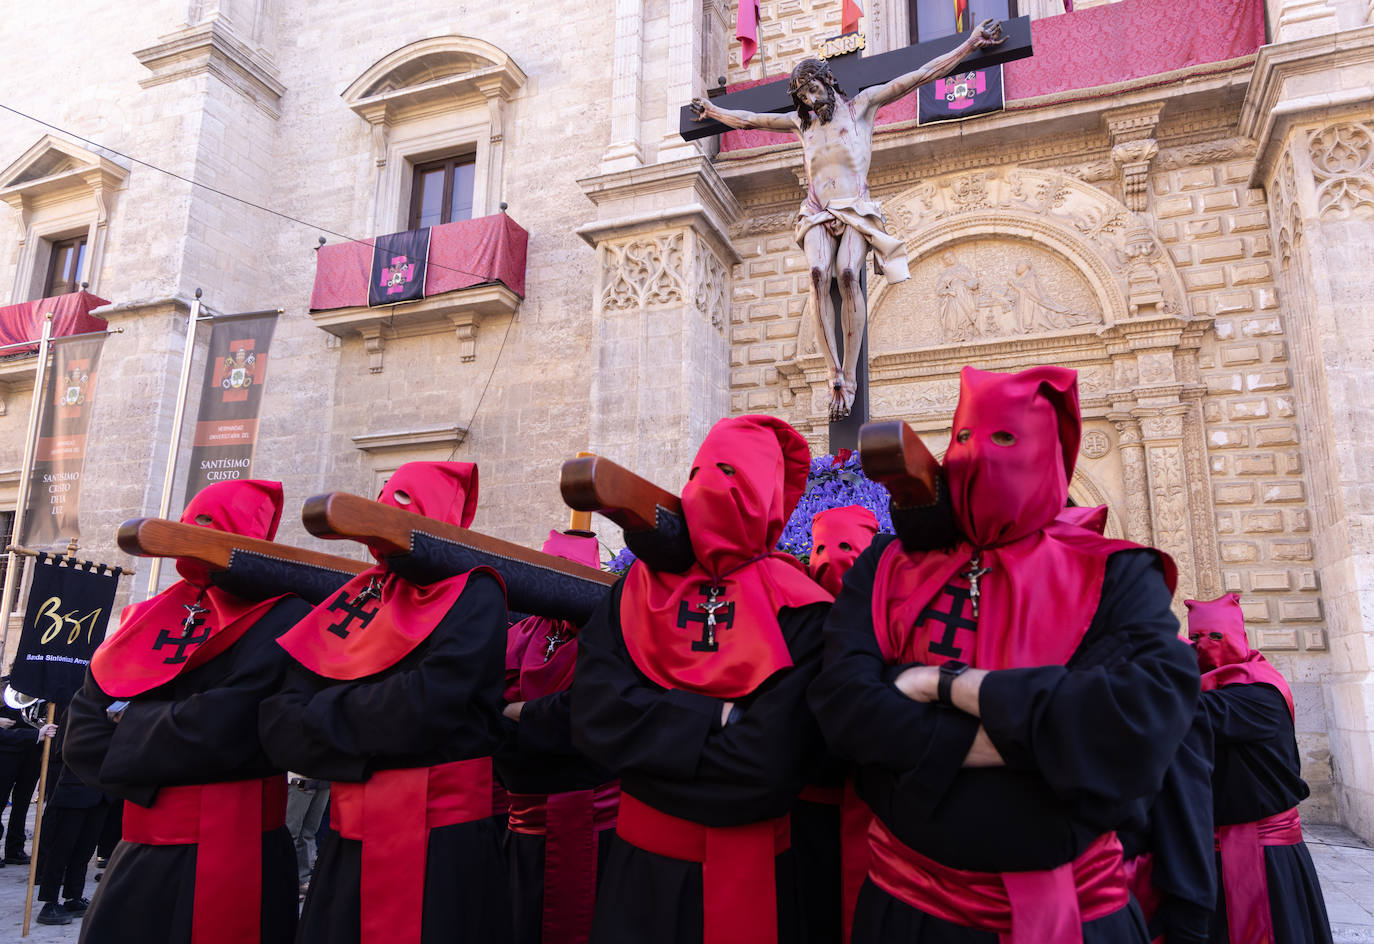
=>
[941,660,969,674]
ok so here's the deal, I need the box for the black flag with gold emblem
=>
[10,554,118,705]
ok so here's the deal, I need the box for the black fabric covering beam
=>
[387,531,610,625]
[212,549,356,606]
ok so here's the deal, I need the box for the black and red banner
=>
[9,554,118,705]
[368,227,430,306]
[182,311,278,505]
[20,333,107,546]
[917,65,1004,124]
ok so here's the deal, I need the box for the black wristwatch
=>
[936,661,970,707]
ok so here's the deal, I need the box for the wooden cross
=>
[677,17,1033,141]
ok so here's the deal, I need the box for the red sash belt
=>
[493,780,510,818]
[1214,807,1302,944]
[796,780,872,944]
[122,775,287,944]
[867,819,1129,944]
[1123,854,1164,944]
[330,756,494,944]
[507,782,620,944]
[616,792,791,944]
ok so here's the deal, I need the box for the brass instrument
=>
[3,684,46,728]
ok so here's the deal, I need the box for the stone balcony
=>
[308,212,527,372]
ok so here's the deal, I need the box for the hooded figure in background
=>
[261,462,511,944]
[66,480,309,944]
[797,504,882,944]
[810,365,1200,944]
[1187,593,1333,944]
[500,528,619,944]
[572,415,832,944]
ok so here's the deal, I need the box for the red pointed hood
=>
[1056,504,1109,535]
[278,460,501,680]
[541,529,600,569]
[873,367,1176,676]
[621,415,831,699]
[809,505,880,595]
[175,479,284,585]
[944,365,1079,548]
[93,479,288,697]
[681,415,811,575]
[1186,593,1293,716]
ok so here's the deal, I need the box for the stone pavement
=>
[0,812,1369,941]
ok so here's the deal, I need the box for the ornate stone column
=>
[601,0,647,172]
[1135,404,1200,604]
[577,157,740,499]
[1108,412,1153,546]
[1243,19,1374,839]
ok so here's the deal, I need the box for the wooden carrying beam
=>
[118,518,366,576]
[117,518,368,605]
[301,492,616,622]
[858,421,941,508]
[559,455,682,533]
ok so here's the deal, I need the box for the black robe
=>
[809,537,1199,944]
[1119,703,1216,944]
[1202,682,1332,944]
[496,685,616,944]
[571,577,829,944]
[258,572,511,944]
[65,595,308,944]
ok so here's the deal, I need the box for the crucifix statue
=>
[688,19,1013,422]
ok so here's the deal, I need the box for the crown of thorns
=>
[788,58,842,97]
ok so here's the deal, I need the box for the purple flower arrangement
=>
[603,452,893,573]
[776,451,893,564]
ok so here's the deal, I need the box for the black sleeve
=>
[1148,704,1216,942]
[1199,683,1289,745]
[977,551,1199,812]
[64,672,156,806]
[97,597,310,789]
[0,725,35,751]
[688,602,828,796]
[258,661,369,782]
[808,535,979,819]
[292,573,507,761]
[570,580,722,781]
[517,690,576,756]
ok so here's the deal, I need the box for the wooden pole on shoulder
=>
[20,701,56,937]
[568,452,596,533]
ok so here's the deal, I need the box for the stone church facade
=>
[1,0,1372,839]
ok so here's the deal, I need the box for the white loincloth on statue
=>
[794,194,910,283]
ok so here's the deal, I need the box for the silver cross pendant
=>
[697,585,728,649]
[960,553,992,618]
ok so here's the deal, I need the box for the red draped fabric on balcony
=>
[310,212,528,311]
[0,291,110,353]
[718,0,1265,153]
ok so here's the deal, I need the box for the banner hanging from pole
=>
[9,554,119,706]
[20,333,108,546]
[183,311,279,506]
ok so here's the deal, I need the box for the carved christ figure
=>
[691,20,1005,418]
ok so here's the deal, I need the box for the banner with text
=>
[20,333,107,546]
[9,554,118,706]
[183,311,278,505]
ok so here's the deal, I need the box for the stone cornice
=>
[576,157,742,262]
[135,20,285,118]
[351,425,467,453]
[1240,24,1374,186]
[713,65,1251,201]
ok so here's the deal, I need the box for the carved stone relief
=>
[692,240,730,329]
[876,242,1100,348]
[600,232,686,311]
[1080,430,1110,460]
[1308,122,1374,220]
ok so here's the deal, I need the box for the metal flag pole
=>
[0,313,53,662]
[144,289,204,601]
